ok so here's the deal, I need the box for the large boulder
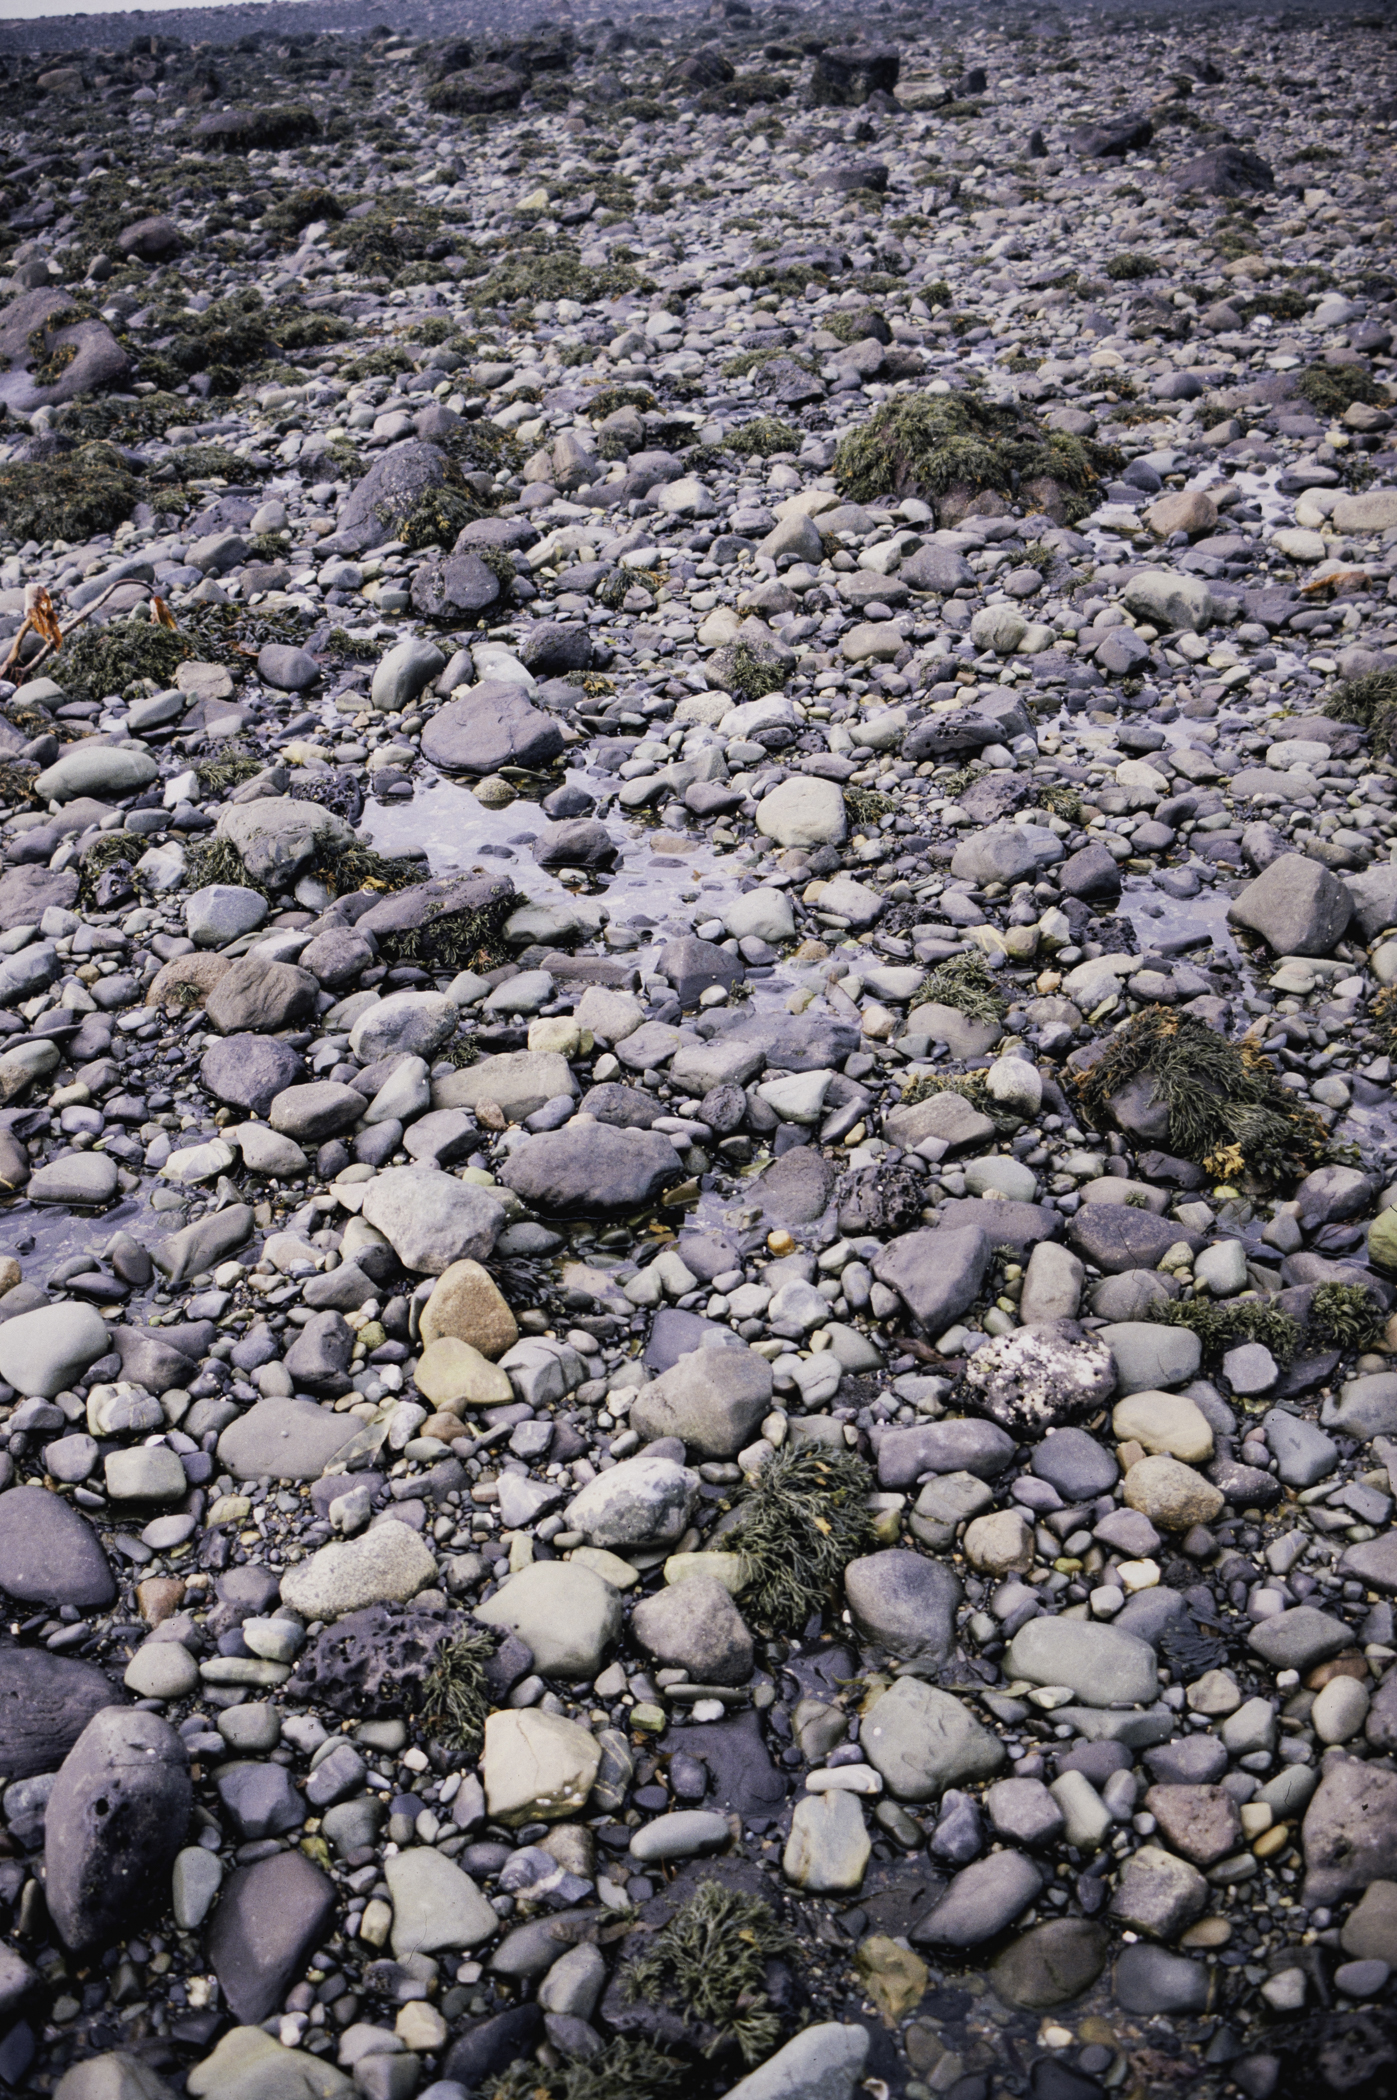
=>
[499,1123,683,1216]
[44,1709,191,1952]
[421,684,566,776]
[328,442,459,556]
[0,289,130,415]
[360,1166,506,1273]
[872,1225,991,1334]
[216,798,354,891]
[204,954,319,1035]
[1227,853,1353,957]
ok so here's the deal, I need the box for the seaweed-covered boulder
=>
[0,289,130,415]
[354,872,515,968]
[327,442,459,556]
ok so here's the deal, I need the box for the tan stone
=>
[1111,1389,1214,1464]
[1186,1668,1241,1717]
[419,1258,519,1359]
[1144,490,1218,541]
[963,1509,1034,1576]
[146,952,232,1010]
[482,1708,601,1824]
[414,1335,513,1408]
[1123,1453,1224,1531]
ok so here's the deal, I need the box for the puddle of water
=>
[1120,873,1242,963]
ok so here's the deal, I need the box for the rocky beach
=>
[0,6,1396,2099]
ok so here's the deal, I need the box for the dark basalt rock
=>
[0,1650,126,1784]
[0,1488,115,1612]
[292,1604,466,1716]
[206,1848,337,2023]
[44,1709,191,1953]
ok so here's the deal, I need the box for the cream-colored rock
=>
[419,1259,518,1359]
[414,1335,513,1408]
[482,1708,602,1825]
[1111,1389,1215,1464]
[279,1519,436,1619]
[1186,1669,1242,1717]
[963,1509,1034,1576]
[1123,1454,1224,1531]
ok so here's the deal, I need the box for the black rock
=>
[0,1650,127,1784]
[659,1709,786,1818]
[0,1487,115,1611]
[292,1605,466,1715]
[44,1709,191,1953]
[444,2006,544,2088]
[1069,113,1154,156]
[1174,144,1274,197]
[206,1848,337,2023]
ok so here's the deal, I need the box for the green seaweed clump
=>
[899,1067,1019,1132]
[77,832,143,910]
[1104,252,1156,280]
[315,845,426,902]
[916,950,1008,1023]
[419,1628,495,1754]
[728,1444,878,1630]
[726,644,788,702]
[1037,781,1085,825]
[184,836,269,898]
[1324,669,1397,760]
[0,443,141,544]
[263,185,345,241]
[271,306,354,353]
[727,416,802,459]
[395,484,487,551]
[1148,1294,1300,1368]
[1073,1006,1331,1189]
[484,2038,687,2100]
[722,346,817,380]
[195,749,261,796]
[1296,362,1383,417]
[63,392,189,443]
[56,619,193,704]
[844,785,894,830]
[597,568,657,610]
[339,347,413,382]
[624,1881,795,2065]
[824,307,889,345]
[833,390,1119,523]
[1309,1281,1388,1353]
[587,384,657,420]
[470,245,648,309]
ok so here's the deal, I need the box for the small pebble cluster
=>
[2,8,1397,2100]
